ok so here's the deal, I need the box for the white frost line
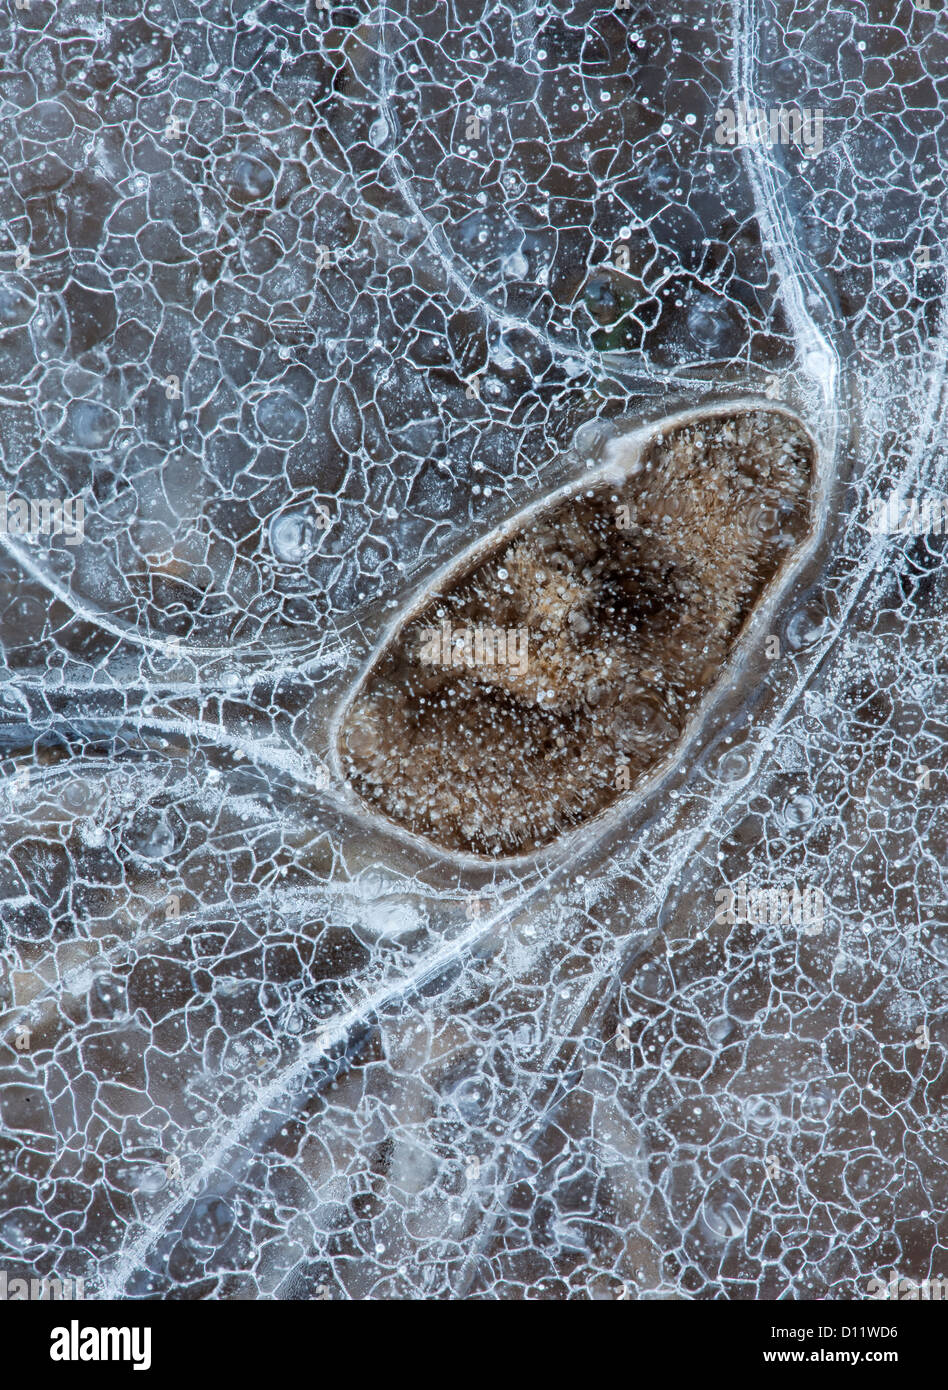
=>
[0,532,334,666]
[98,900,527,1298]
[1,710,337,815]
[37,711,335,797]
[733,0,948,585]
[3,659,342,700]
[732,0,840,422]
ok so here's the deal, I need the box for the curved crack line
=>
[0,651,347,715]
[0,533,339,665]
[2,710,333,799]
[96,888,539,1298]
[732,0,948,600]
[731,0,841,420]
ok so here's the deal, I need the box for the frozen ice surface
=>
[0,0,945,1300]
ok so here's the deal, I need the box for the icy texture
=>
[0,0,945,1300]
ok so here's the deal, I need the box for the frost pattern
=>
[0,0,946,1300]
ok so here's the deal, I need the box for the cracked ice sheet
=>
[0,0,945,1301]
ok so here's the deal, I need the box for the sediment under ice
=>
[340,405,815,855]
